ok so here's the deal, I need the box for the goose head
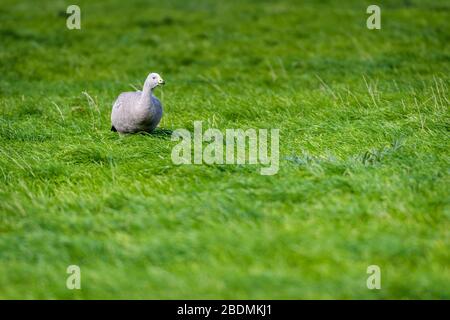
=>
[146,72,165,89]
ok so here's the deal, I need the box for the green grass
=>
[0,0,449,299]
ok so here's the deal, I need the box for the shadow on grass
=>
[110,128,174,139]
[140,128,174,139]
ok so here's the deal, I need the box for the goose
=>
[111,72,165,133]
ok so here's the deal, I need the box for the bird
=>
[111,72,165,133]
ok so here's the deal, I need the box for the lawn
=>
[0,0,449,299]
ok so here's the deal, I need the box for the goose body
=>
[111,72,165,133]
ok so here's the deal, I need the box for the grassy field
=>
[0,0,449,299]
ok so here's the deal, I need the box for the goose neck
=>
[140,82,153,106]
